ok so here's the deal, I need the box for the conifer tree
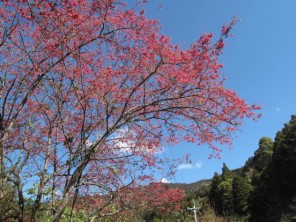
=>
[209,172,222,214]
[232,175,252,215]
[249,115,296,221]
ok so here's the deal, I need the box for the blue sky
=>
[142,0,296,183]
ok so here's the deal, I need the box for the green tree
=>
[209,163,235,216]
[222,163,233,181]
[249,115,296,221]
[242,137,273,184]
[232,175,252,215]
[209,172,222,214]
[272,116,296,199]
[217,181,233,215]
[253,137,274,172]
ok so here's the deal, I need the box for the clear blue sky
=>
[141,0,296,183]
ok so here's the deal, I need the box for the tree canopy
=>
[0,0,260,221]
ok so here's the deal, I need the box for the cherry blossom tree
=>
[73,183,185,221]
[0,0,260,221]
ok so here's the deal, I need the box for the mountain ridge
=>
[167,179,211,192]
